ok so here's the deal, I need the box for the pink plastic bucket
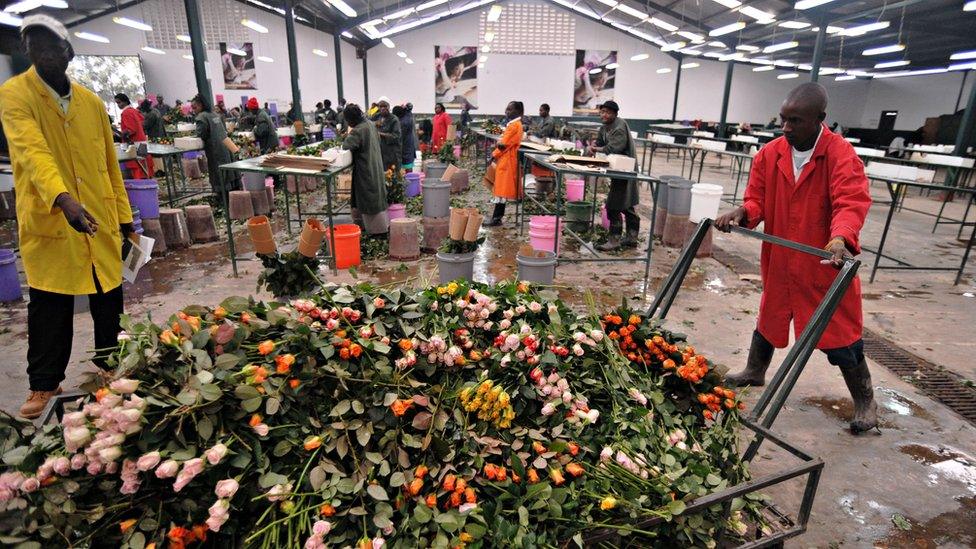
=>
[600,204,622,230]
[529,215,561,253]
[388,203,406,221]
[566,179,585,202]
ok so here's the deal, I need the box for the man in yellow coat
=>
[0,16,134,418]
[487,101,524,226]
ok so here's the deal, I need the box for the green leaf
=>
[891,514,912,531]
[705,473,721,487]
[667,499,686,516]
[242,397,262,413]
[414,503,432,524]
[197,416,214,441]
[176,390,198,406]
[199,383,222,402]
[351,400,365,414]
[234,385,261,400]
[389,472,406,488]
[195,370,214,384]
[266,397,281,415]
[372,342,391,354]
[220,296,251,313]
[309,466,326,490]
[366,484,389,501]
[214,353,240,370]
[518,506,529,526]
[383,393,398,406]
[128,532,145,549]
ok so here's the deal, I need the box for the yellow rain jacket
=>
[0,67,132,295]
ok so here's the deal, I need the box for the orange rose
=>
[398,339,413,351]
[390,399,413,417]
[190,524,208,542]
[257,340,275,355]
[320,504,336,517]
[275,354,295,374]
[442,474,456,492]
[567,442,580,456]
[289,379,301,389]
[454,477,467,492]
[448,491,462,508]
[426,493,437,508]
[566,463,584,478]
[464,487,476,503]
[414,464,428,479]
[532,441,546,454]
[249,414,263,427]
[339,348,351,360]
[213,306,227,320]
[159,329,177,345]
[549,468,565,486]
[527,469,540,484]
[350,344,363,358]
[407,477,423,496]
[241,312,252,324]
[95,388,110,402]
[304,435,322,451]
[119,519,137,533]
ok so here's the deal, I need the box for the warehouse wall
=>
[852,72,972,131]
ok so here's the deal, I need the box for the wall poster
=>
[434,46,478,109]
[573,50,617,116]
[220,42,257,90]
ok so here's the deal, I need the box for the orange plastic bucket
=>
[326,224,362,269]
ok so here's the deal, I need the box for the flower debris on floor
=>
[0,280,760,547]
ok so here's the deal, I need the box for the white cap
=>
[20,14,69,42]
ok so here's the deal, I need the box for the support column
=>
[671,55,683,121]
[362,51,369,106]
[333,33,345,103]
[953,70,976,157]
[955,70,969,113]
[810,18,828,82]
[183,0,211,107]
[718,61,734,138]
[283,0,302,115]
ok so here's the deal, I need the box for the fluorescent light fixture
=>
[382,37,395,48]
[874,59,909,69]
[719,51,743,60]
[950,50,976,61]
[680,48,704,56]
[484,31,494,42]
[241,19,268,33]
[487,5,503,21]
[656,67,672,73]
[949,61,976,71]
[342,31,354,38]
[681,62,700,69]
[73,31,110,44]
[257,56,274,62]
[0,13,23,26]
[819,67,844,74]
[647,17,678,32]
[763,40,798,53]
[777,73,799,79]
[711,0,741,7]
[481,45,490,52]
[631,53,650,61]
[708,41,726,48]
[874,68,948,78]
[739,6,775,23]
[176,34,191,42]
[798,63,812,70]
[779,21,810,29]
[405,58,414,64]
[182,54,193,60]
[835,74,856,81]
[312,48,328,57]
[709,21,745,37]
[606,62,619,69]
[397,51,408,58]
[615,3,648,19]
[417,0,449,10]
[753,65,774,71]
[4,0,68,12]
[863,43,904,56]
[383,7,415,20]
[838,21,889,37]
[825,25,843,33]
[661,41,686,52]
[113,16,152,31]
[751,57,775,64]
[795,0,835,8]
[479,55,487,62]
[965,1,976,11]
[773,60,796,67]
[703,52,724,59]
[736,44,759,52]
[589,67,603,74]
[847,70,872,77]
[677,31,705,43]
[227,47,247,56]
[324,0,358,17]
[141,46,166,55]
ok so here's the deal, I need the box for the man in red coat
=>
[716,83,876,434]
[114,93,153,179]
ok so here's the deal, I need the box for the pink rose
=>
[529,302,542,313]
[541,403,556,416]
[205,443,228,465]
[206,498,230,532]
[98,446,123,463]
[64,426,91,451]
[20,477,40,493]
[62,411,87,428]
[86,462,103,476]
[109,378,140,394]
[312,520,332,536]
[215,478,239,498]
[120,479,141,495]
[70,453,87,470]
[182,457,204,476]
[53,456,71,476]
[372,537,386,549]
[253,423,270,437]
[600,446,613,461]
[155,459,179,479]
[136,451,161,472]
[373,297,385,308]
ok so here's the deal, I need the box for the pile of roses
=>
[0,280,761,548]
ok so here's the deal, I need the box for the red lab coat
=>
[741,125,871,350]
[431,112,451,150]
[119,106,153,179]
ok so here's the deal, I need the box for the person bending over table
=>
[715,82,876,435]
[487,101,524,227]
[589,101,638,251]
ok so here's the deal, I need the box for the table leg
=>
[957,194,974,240]
[641,181,658,300]
[222,178,238,277]
[870,184,898,283]
[163,156,177,206]
[956,208,976,285]
[282,177,293,235]
[325,174,338,275]
[697,151,706,183]
[553,173,564,273]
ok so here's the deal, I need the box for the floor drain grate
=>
[711,246,761,275]
[863,329,976,425]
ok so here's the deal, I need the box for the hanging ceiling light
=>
[709,21,745,36]
[862,44,905,56]
[661,41,686,52]
[241,19,268,33]
[397,51,408,58]
[382,38,395,48]
[874,67,947,78]
[835,74,857,81]
[656,67,672,73]
[631,53,650,61]
[4,0,67,13]
[739,6,775,24]
[589,67,603,74]
[487,5,503,22]
[707,41,726,48]
[736,44,759,52]
[226,47,247,56]
[141,46,166,55]
[257,56,274,62]
[484,31,494,42]
[0,13,23,27]
[710,0,741,7]
[182,54,193,60]
[777,73,800,79]
[837,21,889,37]
[113,16,153,31]
[964,1,976,11]
[481,45,491,53]
[950,50,976,60]
[341,31,354,38]
[383,7,415,20]
[73,31,110,44]
[763,40,798,53]
[681,62,700,69]
[778,21,810,29]
[795,0,836,8]
[677,31,705,43]
[606,62,619,69]
[323,0,358,17]
[176,34,191,43]
[405,58,415,64]
[753,65,774,72]
[874,59,909,69]
[949,61,976,71]
[417,0,449,10]
[312,48,328,57]
[647,17,678,32]
[679,48,704,56]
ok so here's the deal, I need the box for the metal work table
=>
[517,152,660,296]
[143,143,206,206]
[635,138,754,202]
[865,176,975,285]
[218,154,353,277]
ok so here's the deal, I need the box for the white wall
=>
[850,72,971,131]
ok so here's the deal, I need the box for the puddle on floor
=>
[874,496,976,549]
[877,387,935,421]
[799,396,895,428]
[900,443,976,494]
[837,492,866,525]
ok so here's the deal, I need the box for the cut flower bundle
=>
[0,281,761,548]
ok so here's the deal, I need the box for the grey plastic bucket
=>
[242,172,267,191]
[437,251,475,283]
[423,180,451,218]
[656,175,683,210]
[517,251,556,285]
[425,162,448,181]
[666,178,695,216]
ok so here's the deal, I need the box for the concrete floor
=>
[0,144,974,547]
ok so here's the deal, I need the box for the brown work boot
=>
[19,387,63,420]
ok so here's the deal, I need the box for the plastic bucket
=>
[565,179,585,202]
[666,179,695,216]
[517,250,557,284]
[242,172,266,191]
[425,162,448,181]
[689,183,724,223]
[124,179,160,219]
[182,151,200,160]
[453,144,462,158]
[131,207,144,235]
[529,216,561,254]
[565,201,593,232]
[436,251,475,284]
[656,176,681,210]
[0,250,21,302]
[388,203,406,221]
[601,204,622,231]
[325,224,362,269]
[405,173,421,198]
[422,180,451,219]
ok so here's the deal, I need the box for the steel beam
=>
[362,51,369,107]
[718,61,734,137]
[809,17,828,82]
[284,0,303,116]
[183,0,211,108]
[671,55,683,121]
[334,32,345,104]
[954,70,976,157]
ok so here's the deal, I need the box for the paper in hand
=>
[122,235,154,283]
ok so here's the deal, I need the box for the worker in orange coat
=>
[716,83,875,434]
[487,101,523,226]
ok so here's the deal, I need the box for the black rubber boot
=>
[621,230,639,248]
[725,331,775,387]
[487,203,505,227]
[839,358,879,434]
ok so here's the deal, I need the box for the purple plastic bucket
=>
[405,173,421,198]
[388,203,406,221]
[131,207,144,235]
[182,151,200,160]
[0,249,21,302]
[124,179,160,219]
